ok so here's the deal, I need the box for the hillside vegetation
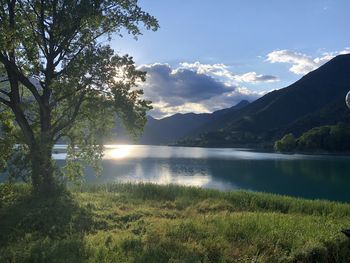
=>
[274,123,350,153]
[1,183,350,262]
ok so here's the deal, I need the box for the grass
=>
[1,183,350,262]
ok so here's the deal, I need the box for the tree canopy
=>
[274,123,350,153]
[0,0,159,195]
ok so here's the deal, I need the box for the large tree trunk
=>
[30,138,58,197]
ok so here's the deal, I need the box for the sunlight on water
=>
[105,145,133,159]
[94,161,237,189]
[139,164,216,188]
[132,164,212,187]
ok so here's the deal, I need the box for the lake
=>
[53,145,350,202]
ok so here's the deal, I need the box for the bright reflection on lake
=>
[53,145,350,202]
[105,145,132,159]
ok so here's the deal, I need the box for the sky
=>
[111,0,350,118]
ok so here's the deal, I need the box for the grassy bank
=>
[1,183,350,262]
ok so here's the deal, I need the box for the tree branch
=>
[0,96,10,106]
[0,53,44,109]
[50,85,86,107]
[52,91,87,135]
[0,88,10,97]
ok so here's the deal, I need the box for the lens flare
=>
[346,91,350,110]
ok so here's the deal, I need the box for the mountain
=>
[110,100,250,145]
[180,54,350,147]
[139,100,250,145]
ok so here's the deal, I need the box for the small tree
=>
[274,133,296,152]
[0,0,158,196]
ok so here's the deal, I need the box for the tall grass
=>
[76,183,350,217]
[1,183,350,262]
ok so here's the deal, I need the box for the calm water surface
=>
[54,145,350,202]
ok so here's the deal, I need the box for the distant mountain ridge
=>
[180,54,350,147]
[112,100,250,145]
[139,100,250,144]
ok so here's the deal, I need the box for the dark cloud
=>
[253,74,279,82]
[139,63,234,105]
[138,63,262,118]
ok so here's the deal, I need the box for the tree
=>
[297,126,330,151]
[329,122,350,151]
[0,0,159,196]
[274,133,296,152]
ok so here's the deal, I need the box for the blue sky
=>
[111,0,350,118]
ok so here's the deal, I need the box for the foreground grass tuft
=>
[1,183,350,262]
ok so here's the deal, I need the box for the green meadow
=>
[1,183,350,263]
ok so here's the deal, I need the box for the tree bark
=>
[30,138,58,197]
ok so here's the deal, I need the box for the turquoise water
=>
[54,145,350,202]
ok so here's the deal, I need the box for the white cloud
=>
[266,48,350,75]
[151,102,211,117]
[234,72,279,83]
[179,61,279,84]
